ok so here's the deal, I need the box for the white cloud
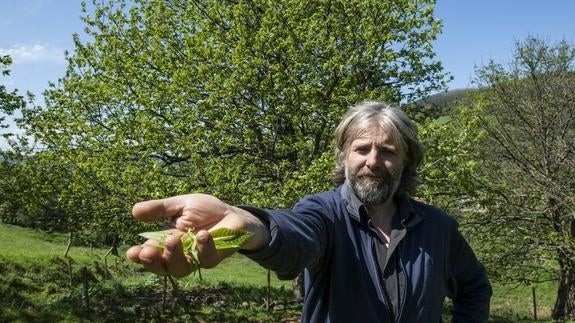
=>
[0,44,65,64]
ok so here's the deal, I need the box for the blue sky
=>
[1,0,575,146]
[434,0,575,89]
[0,0,84,98]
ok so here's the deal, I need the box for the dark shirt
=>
[346,184,410,321]
[369,209,405,320]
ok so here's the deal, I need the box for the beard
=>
[347,166,403,206]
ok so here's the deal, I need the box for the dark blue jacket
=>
[240,183,492,322]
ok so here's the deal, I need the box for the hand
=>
[125,193,269,278]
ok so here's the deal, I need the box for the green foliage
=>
[0,55,25,132]
[0,150,70,230]
[0,147,132,246]
[471,37,575,277]
[415,41,575,314]
[208,228,254,250]
[8,0,449,243]
[417,100,487,210]
[281,149,336,205]
[466,37,575,319]
[411,36,575,317]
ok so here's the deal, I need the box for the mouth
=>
[357,172,383,179]
[356,174,383,185]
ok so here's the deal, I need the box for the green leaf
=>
[209,227,254,250]
[137,227,252,280]
[138,227,253,258]
[138,229,173,247]
[180,229,195,254]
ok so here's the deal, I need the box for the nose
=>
[365,149,381,169]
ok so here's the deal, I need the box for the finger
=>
[126,238,168,264]
[132,196,186,222]
[138,245,168,275]
[174,217,196,232]
[126,245,143,263]
[163,234,194,278]
[195,230,221,268]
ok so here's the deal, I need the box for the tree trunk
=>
[552,251,575,320]
[551,196,575,320]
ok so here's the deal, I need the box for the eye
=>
[380,147,395,155]
[353,146,371,155]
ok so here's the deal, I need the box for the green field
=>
[0,223,296,322]
[0,223,564,322]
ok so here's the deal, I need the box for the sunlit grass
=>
[0,223,100,262]
[489,281,557,322]
[0,222,290,288]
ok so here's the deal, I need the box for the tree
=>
[471,37,575,320]
[1,56,28,227]
[18,0,449,242]
[0,55,25,137]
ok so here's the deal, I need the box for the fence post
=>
[266,269,271,311]
[103,244,118,279]
[532,285,538,321]
[68,258,73,289]
[64,232,73,289]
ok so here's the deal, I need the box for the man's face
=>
[345,126,405,206]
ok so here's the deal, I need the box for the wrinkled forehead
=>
[348,121,406,153]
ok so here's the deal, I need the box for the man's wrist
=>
[231,206,271,251]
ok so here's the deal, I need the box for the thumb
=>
[195,230,221,268]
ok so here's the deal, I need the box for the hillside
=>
[407,88,476,121]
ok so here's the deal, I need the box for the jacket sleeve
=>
[237,196,331,280]
[448,227,493,323]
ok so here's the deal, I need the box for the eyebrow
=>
[351,139,398,150]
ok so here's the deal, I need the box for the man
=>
[127,101,492,322]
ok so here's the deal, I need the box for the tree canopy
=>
[0,56,25,136]
[11,0,449,242]
[463,37,575,319]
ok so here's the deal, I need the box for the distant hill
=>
[421,88,473,106]
[406,88,476,121]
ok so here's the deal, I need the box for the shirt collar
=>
[341,180,423,228]
[341,180,364,222]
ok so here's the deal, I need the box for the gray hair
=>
[333,101,425,195]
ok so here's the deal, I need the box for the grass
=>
[0,223,86,259]
[488,281,558,322]
[0,222,570,322]
[0,223,297,322]
[0,223,290,287]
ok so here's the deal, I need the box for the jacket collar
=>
[340,180,424,229]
